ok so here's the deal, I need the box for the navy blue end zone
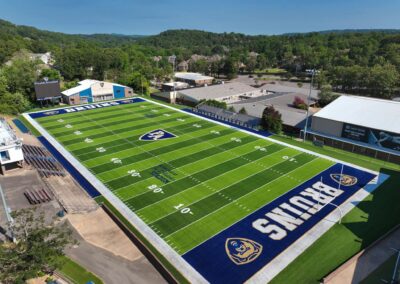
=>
[183,164,379,284]
[29,98,144,119]
[38,136,101,198]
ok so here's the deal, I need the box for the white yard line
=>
[24,97,381,284]
[78,123,212,161]
[141,97,379,176]
[94,129,239,182]
[23,110,208,284]
[116,143,261,200]
[145,148,295,224]
[247,175,387,284]
[165,157,319,243]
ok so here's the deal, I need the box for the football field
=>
[25,98,379,283]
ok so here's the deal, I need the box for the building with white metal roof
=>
[61,79,134,105]
[312,95,400,134]
[310,95,400,162]
[176,82,264,104]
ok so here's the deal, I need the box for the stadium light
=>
[303,69,318,142]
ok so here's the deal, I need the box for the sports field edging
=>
[23,98,384,284]
[140,98,378,176]
[22,111,209,284]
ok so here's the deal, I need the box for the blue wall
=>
[113,85,125,99]
[79,87,93,103]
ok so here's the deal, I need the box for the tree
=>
[198,99,227,109]
[228,106,235,112]
[292,96,307,110]
[39,69,62,81]
[119,71,150,95]
[318,85,339,106]
[0,92,30,114]
[238,106,247,114]
[3,59,38,99]
[222,57,238,80]
[0,208,75,284]
[261,105,283,133]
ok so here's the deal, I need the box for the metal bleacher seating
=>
[22,144,65,178]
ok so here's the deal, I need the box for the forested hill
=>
[1,18,400,109]
[0,19,144,62]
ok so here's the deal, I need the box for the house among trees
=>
[174,72,214,87]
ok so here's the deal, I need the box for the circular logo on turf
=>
[225,237,263,265]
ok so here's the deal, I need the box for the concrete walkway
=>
[324,226,400,284]
[66,228,166,284]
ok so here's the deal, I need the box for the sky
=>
[0,0,400,35]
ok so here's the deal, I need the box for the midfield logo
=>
[330,174,357,186]
[139,129,177,141]
[225,238,263,265]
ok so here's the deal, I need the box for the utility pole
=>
[0,184,15,243]
[303,68,317,142]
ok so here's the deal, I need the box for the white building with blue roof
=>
[62,79,134,105]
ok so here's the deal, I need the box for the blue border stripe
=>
[29,97,145,119]
[37,136,101,198]
[12,119,29,133]
[182,164,381,283]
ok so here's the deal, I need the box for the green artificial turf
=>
[34,100,333,255]
[31,99,397,284]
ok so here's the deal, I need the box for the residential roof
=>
[313,95,400,134]
[177,82,258,101]
[262,83,320,99]
[175,72,214,81]
[229,92,314,128]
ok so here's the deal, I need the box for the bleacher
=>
[193,104,260,129]
[22,144,65,178]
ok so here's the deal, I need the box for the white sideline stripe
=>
[25,97,380,284]
[80,122,212,162]
[64,114,198,152]
[247,177,384,284]
[37,101,152,122]
[140,97,379,176]
[23,111,208,284]
[136,148,286,216]
[117,143,260,201]
[165,156,318,242]
[145,147,292,224]
[56,110,184,142]
[94,127,236,182]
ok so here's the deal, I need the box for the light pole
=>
[303,69,317,142]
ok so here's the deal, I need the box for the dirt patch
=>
[67,208,143,262]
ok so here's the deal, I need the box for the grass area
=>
[254,68,287,74]
[35,100,334,255]
[28,99,399,283]
[272,134,400,172]
[361,253,399,284]
[269,134,400,284]
[58,256,103,284]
